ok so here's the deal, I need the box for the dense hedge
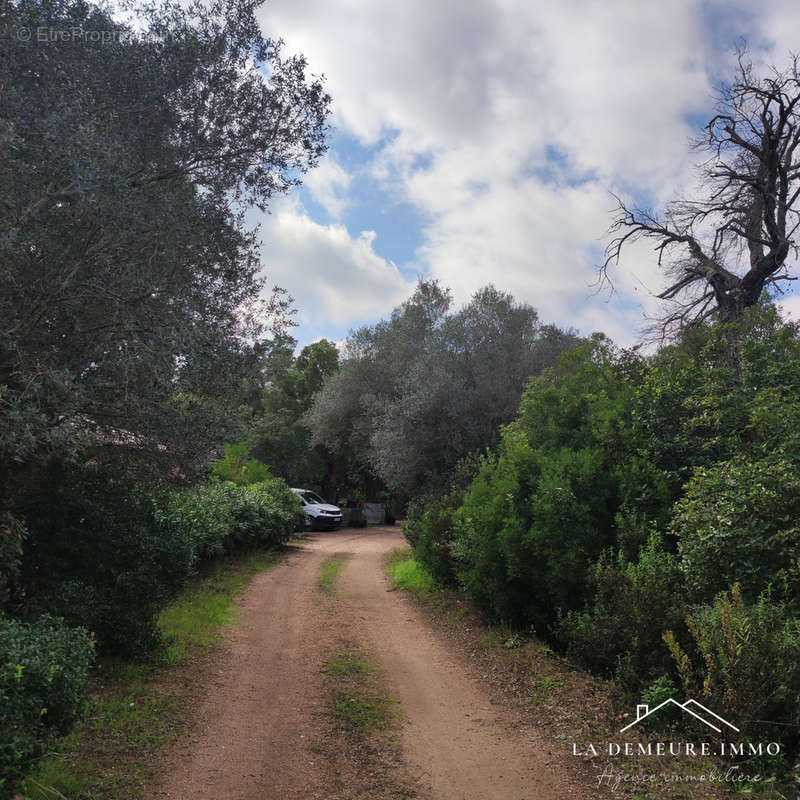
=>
[408,306,800,765]
[16,463,194,657]
[2,463,303,796]
[159,480,235,562]
[0,615,94,799]
[15,466,304,659]
[161,477,305,562]
[559,533,685,692]
[226,480,306,551]
[671,454,800,603]
[18,463,195,658]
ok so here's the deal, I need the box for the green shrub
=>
[405,454,485,586]
[453,436,620,631]
[160,480,236,562]
[450,440,532,624]
[560,534,685,692]
[401,497,424,549]
[162,478,303,563]
[671,454,800,604]
[0,615,94,799]
[18,462,194,658]
[641,674,679,708]
[631,304,800,491]
[212,443,272,485]
[636,674,682,730]
[226,479,304,552]
[406,495,459,585]
[665,584,800,755]
[445,339,638,632]
[614,457,674,561]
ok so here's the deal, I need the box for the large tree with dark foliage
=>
[308,281,580,497]
[604,53,800,336]
[1,6,328,785]
[241,337,340,489]
[0,0,330,486]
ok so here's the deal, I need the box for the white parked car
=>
[291,488,343,531]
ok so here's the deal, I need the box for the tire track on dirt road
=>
[151,542,334,800]
[337,528,574,800]
[151,528,576,800]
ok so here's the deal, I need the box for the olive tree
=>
[308,282,580,497]
[0,0,330,483]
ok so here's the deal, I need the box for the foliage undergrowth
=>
[0,617,94,799]
[19,547,283,800]
[386,548,437,596]
[318,554,348,596]
[324,645,396,737]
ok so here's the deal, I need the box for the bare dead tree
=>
[603,52,800,338]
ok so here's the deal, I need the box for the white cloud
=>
[413,176,663,345]
[259,0,800,343]
[777,294,800,322]
[253,199,415,329]
[303,156,352,219]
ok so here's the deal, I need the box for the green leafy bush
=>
[405,454,485,586]
[160,481,238,562]
[162,478,304,563]
[226,479,305,552]
[212,443,272,485]
[631,305,800,485]
[665,584,800,753]
[671,454,800,603]
[408,497,459,585]
[452,440,619,629]
[451,339,632,631]
[641,674,679,708]
[636,674,682,730]
[560,534,685,692]
[450,440,532,624]
[18,463,194,658]
[0,615,94,799]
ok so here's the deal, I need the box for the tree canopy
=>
[307,281,580,496]
[241,338,340,489]
[0,0,330,489]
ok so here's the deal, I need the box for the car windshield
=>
[300,491,326,504]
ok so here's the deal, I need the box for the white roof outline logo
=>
[619,698,740,734]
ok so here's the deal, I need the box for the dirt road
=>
[152,527,576,800]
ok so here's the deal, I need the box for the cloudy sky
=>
[251,0,800,348]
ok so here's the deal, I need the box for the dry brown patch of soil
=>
[150,528,579,800]
[151,531,423,800]
[397,552,744,800]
